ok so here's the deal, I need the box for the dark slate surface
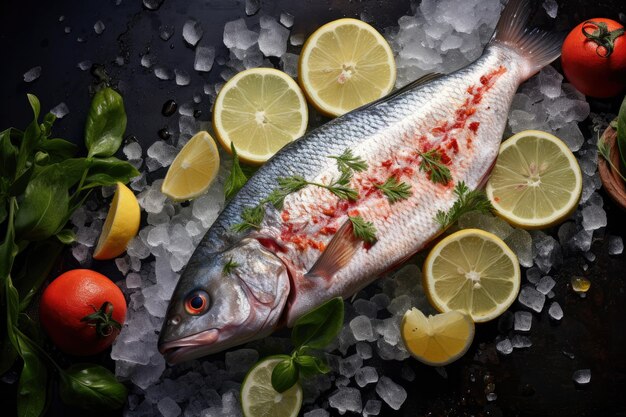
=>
[0,1,625,416]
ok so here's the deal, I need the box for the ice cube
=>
[536,276,556,295]
[143,0,165,10]
[147,141,178,167]
[245,0,260,16]
[350,315,374,341]
[514,311,532,332]
[339,354,362,378]
[157,397,181,417]
[458,211,513,240]
[582,205,607,231]
[572,369,591,384]
[280,12,294,28]
[280,53,299,78]
[115,257,130,275]
[138,181,168,214]
[154,66,174,80]
[126,272,142,289]
[508,109,537,133]
[505,228,533,268]
[356,342,373,359]
[124,142,143,160]
[290,33,305,46]
[537,66,563,98]
[223,19,259,51]
[555,122,585,152]
[496,338,513,355]
[159,24,174,41]
[258,16,290,58]
[77,60,92,71]
[375,376,407,411]
[195,46,215,72]
[355,366,379,387]
[147,224,170,247]
[542,0,558,18]
[94,20,105,34]
[548,302,563,321]
[50,102,69,119]
[303,410,329,417]
[72,244,91,265]
[141,54,155,68]
[182,20,203,46]
[511,334,532,349]
[518,286,545,313]
[526,267,541,284]
[175,69,190,86]
[363,399,382,417]
[328,387,362,414]
[608,235,623,255]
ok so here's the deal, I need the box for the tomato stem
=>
[582,20,624,58]
[81,301,122,338]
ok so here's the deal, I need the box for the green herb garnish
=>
[270,298,343,393]
[222,258,240,275]
[598,134,626,182]
[329,149,368,175]
[224,143,248,200]
[435,181,493,228]
[232,204,265,232]
[616,95,626,172]
[348,215,377,244]
[418,149,452,185]
[376,177,412,203]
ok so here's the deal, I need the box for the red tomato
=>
[561,18,626,98]
[40,269,127,356]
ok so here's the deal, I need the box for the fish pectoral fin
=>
[304,220,360,283]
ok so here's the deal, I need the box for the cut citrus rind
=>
[298,18,396,117]
[486,130,582,229]
[423,229,521,323]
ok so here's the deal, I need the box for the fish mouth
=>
[158,329,219,364]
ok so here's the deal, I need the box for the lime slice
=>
[161,131,220,201]
[241,357,303,417]
[298,18,396,117]
[401,308,474,366]
[213,68,308,165]
[423,229,521,323]
[93,182,140,260]
[486,130,582,229]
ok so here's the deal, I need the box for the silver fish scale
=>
[189,45,524,324]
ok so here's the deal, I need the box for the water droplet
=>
[158,128,171,140]
[161,99,177,117]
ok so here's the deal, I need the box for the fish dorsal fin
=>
[304,220,361,282]
[353,72,444,111]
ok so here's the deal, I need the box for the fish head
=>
[158,238,290,363]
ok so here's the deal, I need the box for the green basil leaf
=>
[82,157,139,189]
[291,297,344,350]
[14,168,69,241]
[617,95,626,170]
[294,355,330,378]
[40,113,56,138]
[56,229,76,245]
[59,364,128,410]
[8,164,35,197]
[16,95,42,175]
[5,276,20,348]
[271,357,299,393]
[50,158,91,189]
[85,88,127,158]
[16,334,48,417]
[15,238,64,310]
[39,138,78,162]
[0,128,20,180]
[0,198,18,281]
[224,143,248,200]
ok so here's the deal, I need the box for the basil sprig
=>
[1,88,137,417]
[270,297,344,393]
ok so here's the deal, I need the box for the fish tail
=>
[490,0,564,80]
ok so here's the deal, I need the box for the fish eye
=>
[184,290,210,315]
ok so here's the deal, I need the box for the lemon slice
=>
[423,229,521,323]
[161,131,220,201]
[486,130,582,229]
[401,308,475,366]
[241,357,303,417]
[298,18,396,117]
[93,182,140,260]
[213,68,308,165]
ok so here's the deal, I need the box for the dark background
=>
[1,0,625,416]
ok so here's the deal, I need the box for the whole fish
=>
[159,0,563,363]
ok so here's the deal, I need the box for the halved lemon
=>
[241,357,303,417]
[161,131,220,201]
[423,229,521,323]
[486,130,582,229]
[401,308,475,366]
[93,182,140,260]
[298,18,396,117]
[213,68,308,165]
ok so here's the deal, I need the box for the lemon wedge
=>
[486,130,582,229]
[401,308,475,366]
[161,131,220,201]
[298,18,396,117]
[213,68,308,165]
[423,229,521,323]
[93,182,140,260]
[241,357,303,417]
